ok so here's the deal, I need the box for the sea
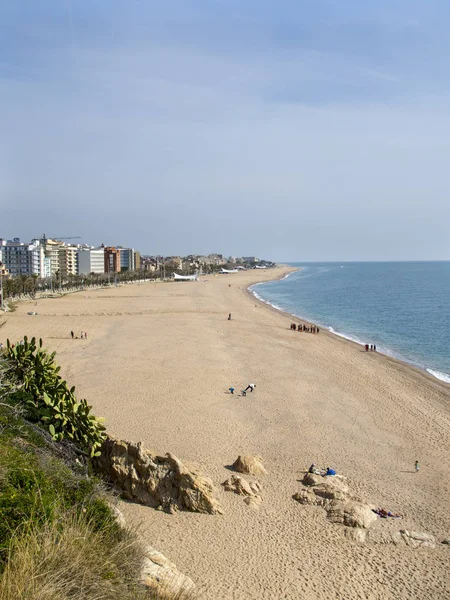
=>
[250,262,450,384]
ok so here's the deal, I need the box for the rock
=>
[244,495,263,510]
[141,545,195,597]
[94,435,223,514]
[293,477,351,507]
[327,500,377,529]
[302,472,324,487]
[344,528,368,543]
[222,475,262,508]
[232,455,267,476]
[222,475,254,496]
[110,504,127,528]
[391,530,436,549]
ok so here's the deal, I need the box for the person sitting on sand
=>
[325,467,336,476]
[229,387,235,395]
[241,390,247,397]
[308,463,322,475]
[244,383,256,393]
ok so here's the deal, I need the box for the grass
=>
[0,508,148,600]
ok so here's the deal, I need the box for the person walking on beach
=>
[415,460,420,473]
[81,332,84,339]
[70,331,74,339]
[228,313,232,320]
[244,383,256,393]
[365,344,369,352]
[373,344,376,351]
[85,331,88,339]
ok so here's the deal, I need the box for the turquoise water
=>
[251,262,450,384]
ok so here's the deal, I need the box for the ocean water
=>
[251,262,450,384]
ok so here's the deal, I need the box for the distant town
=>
[0,235,275,301]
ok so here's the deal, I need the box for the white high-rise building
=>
[0,238,45,277]
[29,242,45,276]
[77,248,105,275]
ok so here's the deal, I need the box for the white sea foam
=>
[250,287,285,312]
[426,369,450,384]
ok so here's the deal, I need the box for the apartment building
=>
[0,238,45,277]
[77,248,105,275]
[118,247,136,271]
[104,247,121,273]
[42,238,63,276]
[59,245,78,277]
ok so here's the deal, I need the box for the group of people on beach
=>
[71,331,88,340]
[308,463,336,476]
[229,383,256,397]
[290,323,319,334]
[365,344,376,352]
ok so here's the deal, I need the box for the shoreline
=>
[246,267,450,391]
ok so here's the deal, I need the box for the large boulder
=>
[94,435,222,514]
[302,472,324,487]
[141,545,196,598]
[294,477,351,507]
[232,455,267,476]
[327,500,378,529]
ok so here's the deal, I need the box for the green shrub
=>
[5,337,106,457]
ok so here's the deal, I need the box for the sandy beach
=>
[1,266,450,599]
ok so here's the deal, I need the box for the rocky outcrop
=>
[355,529,437,549]
[390,530,436,549]
[140,545,196,598]
[294,473,351,506]
[222,475,261,496]
[94,435,222,514]
[222,475,263,508]
[232,455,267,476]
[327,500,377,529]
[293,472,375,529]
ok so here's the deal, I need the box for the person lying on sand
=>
[372,508,403,519]
[325,467,337,476]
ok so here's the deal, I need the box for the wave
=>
[426,369,450,384]
[250,288,285,312]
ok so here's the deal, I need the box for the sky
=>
[1,0,450,261]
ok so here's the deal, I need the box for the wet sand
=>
[2,267,450,599]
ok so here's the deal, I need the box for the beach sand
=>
[2,267,450,599]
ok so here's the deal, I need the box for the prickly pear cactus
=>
[6,336,106,457]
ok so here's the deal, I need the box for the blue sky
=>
[1,0,450,259]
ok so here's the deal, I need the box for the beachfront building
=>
[77,248,105,275]
[104,246,121,274]
[118,247,136,272]
[28,240,45,276]
[59,245,78,278]
[0,238,45,277]
[42,238,63,276]
[1,239,30,276]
